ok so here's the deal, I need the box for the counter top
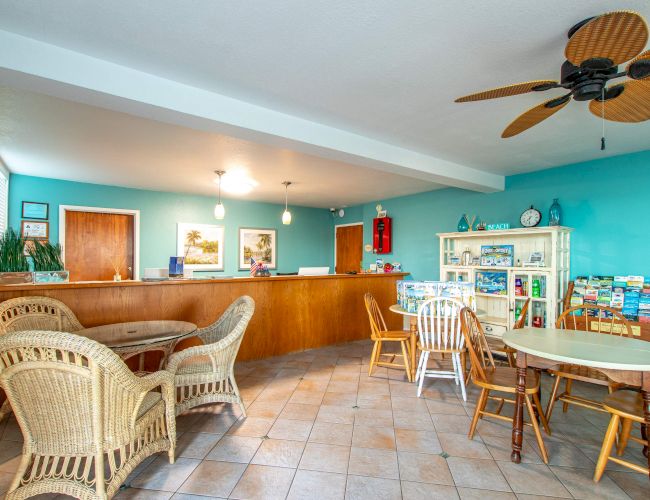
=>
[0,272,410,292]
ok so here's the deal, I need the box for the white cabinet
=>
[438,227,572,338]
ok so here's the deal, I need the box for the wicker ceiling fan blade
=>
[627,50,650,80]
[501,95,571,138]
[565,11,648,66]
[588,80,650,122]
[455,80,558,102]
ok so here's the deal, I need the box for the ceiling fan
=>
[455,11,650,146]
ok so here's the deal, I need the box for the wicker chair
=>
[545,304,633,423]
[166,296,255,417]
[0,296,84,422]
[0,330,176,500]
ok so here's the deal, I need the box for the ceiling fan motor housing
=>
[560,60,618,101]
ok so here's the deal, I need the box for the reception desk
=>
[0,273,408,361]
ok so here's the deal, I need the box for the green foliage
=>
[28,241,65,271]
[0,228,29,272]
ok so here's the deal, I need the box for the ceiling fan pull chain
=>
[600,88,606,151]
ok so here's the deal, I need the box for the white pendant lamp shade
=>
[282,181,292,225]
[214,170,226,219]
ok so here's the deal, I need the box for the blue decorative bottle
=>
[549,198,561,226]
[457,214,470,232]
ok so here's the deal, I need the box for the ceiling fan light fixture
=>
[281,181,292,225]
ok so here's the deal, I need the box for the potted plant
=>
[28,240,69,283]
[0,228,32,284]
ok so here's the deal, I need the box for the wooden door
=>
[64,211,134,281]
[335,224,363,274]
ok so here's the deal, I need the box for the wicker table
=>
[78,320,197,371]
[503,327,650,479]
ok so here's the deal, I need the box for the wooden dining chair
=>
[460,307,550,463]
[545,304,633,423]
[485,298,531,367]
[594,389,649,481]
[364,293,412,381]
[416,297,467,400]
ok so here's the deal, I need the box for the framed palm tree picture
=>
[177,223,225,271]
[239,228,277,270]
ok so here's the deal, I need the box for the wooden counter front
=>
[0,273,409,361]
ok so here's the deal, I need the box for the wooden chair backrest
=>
[563,281,575,312]
[513,298,531,329]
[417,297,465,351]
[460,307,495,384]
[364,293,387,340]
[556,304,632,336]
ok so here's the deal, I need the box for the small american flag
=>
[250,257,264,276]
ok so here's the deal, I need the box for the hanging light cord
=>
[284,183,289,210]
[218,173,222,203]
[601,87,606,151]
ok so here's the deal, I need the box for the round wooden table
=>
[389,304,486,383]
[78,320,197,371]
[503,327,650,478]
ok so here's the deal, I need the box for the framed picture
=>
[21,220,49,240]
[177,223,224,271]
[22,201,49,220]
[239,227,277,270]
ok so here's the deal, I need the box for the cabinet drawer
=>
[482,322,507,338]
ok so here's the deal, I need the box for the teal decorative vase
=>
[549,198,562,226]
[457,214,470,232]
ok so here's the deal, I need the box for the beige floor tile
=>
[447,457,511,492]
[456,487,515,499]
[496,461,571,497]
[394,428,442,454]
[297,379,330,392]
[317,405,356,424]
[251,438,305,468]
[322,391,358,407]
[397,451,454,485]
[327,380,359,394]
[176,460,246,497]
[352,425,395,450]
[267,418,313,441]
[246,400,286,418]
[425,397,467,415]
[541,438,596,469]
[606,470,650,500]
[230,464,295,500]
[480,434,543,464]
[299,443,350,474]
[279,403,320,421]
[287,469,346,500]
[226,417,275,438]
[431,413,472,434]
[289,390,325,405]
[347,447,399,479]
[0,471,15,497]
[549,465,629,499]
[345,475,401,500]
[393,409,434,430]
[309,421,354,446]
[330,371,360,382]
[206,435,262,463]
[438,432,492,459]
[191,413,239,434]
[402,481,459,499]
[175,432,222,460]
[0,439,21,472]
[172,494,225,499]
[114,488,174,499]
[354,408,393,427]
[391,396,429,412]
[355,394,392,409]
[131,457,200,492]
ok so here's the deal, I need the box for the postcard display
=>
[438,227,572,338]
[570,276,649,325]
[396,281,476,314]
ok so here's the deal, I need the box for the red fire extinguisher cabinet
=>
[373,217,392,254]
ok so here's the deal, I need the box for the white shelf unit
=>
[438,227,572,338]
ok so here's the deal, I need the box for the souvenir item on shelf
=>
[476,221,487,231]
[480,245,514,267]
[532,302,543,327]
[515,278,523,296]
[524,251,545,267]
[475,271,508,295]
[461,248,472,266]
[532,279,541,298]
[486,222,510,230]
[549,198,562,226]
[520,205,542,227]
[449,256,461,265]
[396,280,475,313]
[457,214,470,232]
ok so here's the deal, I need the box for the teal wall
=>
[337,150,650,281]
[8,175,334,277]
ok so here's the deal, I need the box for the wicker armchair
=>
[0,330,176,500]
[0,296,84,422]
[167,296,255,416]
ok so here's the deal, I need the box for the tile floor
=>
[0,339,648,499]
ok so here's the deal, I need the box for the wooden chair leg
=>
[617,418,633,456]
[545,373,562,423]
[469,388,488,439]
[368,340,379,376]
[533,392,551,435]
[506,351,516,368]
[525,394,548,464]
[594,414,620,482]
[400,340,411,382]
[562,379,573,413]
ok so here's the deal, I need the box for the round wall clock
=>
[520,205,542,227]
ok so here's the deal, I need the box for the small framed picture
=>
[21,220,49,240]
[377,210,387,218]
[21,201,49,220]
[239,228,277,270]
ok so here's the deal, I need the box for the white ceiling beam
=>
[0,30,504,192]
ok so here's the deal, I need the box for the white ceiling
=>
[0,0,649,203]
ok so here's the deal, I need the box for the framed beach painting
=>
[239,228,277,270]
[177,223,224,271]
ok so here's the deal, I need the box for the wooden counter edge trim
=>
[0,272,410,292]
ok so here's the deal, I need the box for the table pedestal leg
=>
[642,373,650,479]
[409,318,418,383]
[512,350,527,463]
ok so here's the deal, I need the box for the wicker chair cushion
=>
[137,392,162,419]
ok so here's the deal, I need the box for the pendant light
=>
[214,170,226,219]
[282,181,292,225]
